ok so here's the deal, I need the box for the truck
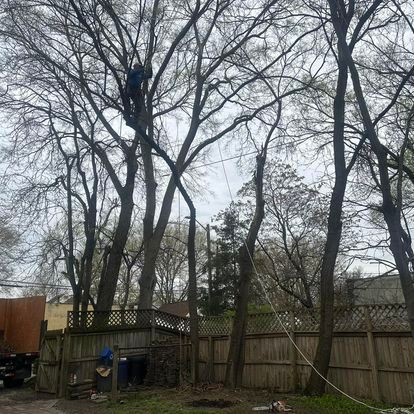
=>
[0,296,46,388]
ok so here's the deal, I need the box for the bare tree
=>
[0,215,20,285]
[134,0,297,310]
[258,164,329,308]
[0,0,293,313]
[306,0,414,395]
[327,0,414,333]
[155,223,206,304]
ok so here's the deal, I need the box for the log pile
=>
[144,340,182,387]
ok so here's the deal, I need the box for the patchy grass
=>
[292,394,391,414]
[58,386,397,414]
[106,390,391,414]
[100,387,271,414]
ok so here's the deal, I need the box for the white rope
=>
[216,142,414,414]
[217,141,234,200]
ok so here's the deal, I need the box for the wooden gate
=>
[36,330,63,394]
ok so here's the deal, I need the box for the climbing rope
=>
[216,141,414,414]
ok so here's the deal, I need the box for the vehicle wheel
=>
[3,378,24,388]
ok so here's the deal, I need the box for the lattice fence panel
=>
[85,311,95,328]
[199,316,232,336]
[67,311,74,328]
[67,309,180,332]
[333,306,367,331]
[246,311,292,334]
[108,311,122,327]
[135,309,152,328]
[154,311,189,334]
[68,311,109,330]
[295,309,319,331]
[67,304,409,335]
[368,304,408,330]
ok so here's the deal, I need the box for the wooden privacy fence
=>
[198,304,414,405]
[38,304,414,405]
[38,310,188,398]
[110,342,192,400]
[36,329,63,394]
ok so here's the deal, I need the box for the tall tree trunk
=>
[187,204,199,385]
[328,0,414,337]
[225,154,266,388]
[80,192,97,311]
[96,149,138,311]
[137,157,191,308]
[64,160,81,317]
[138,138,157,309]
[305,32,349,395]
[75,130,99,317]
[122,262,133,311]
[134,125,200,384]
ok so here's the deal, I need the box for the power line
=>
[160,142,284,177]
[0,279,72,289]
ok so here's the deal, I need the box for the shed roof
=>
[158,301,189,318]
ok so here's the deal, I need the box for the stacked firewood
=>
[144,340,181,387]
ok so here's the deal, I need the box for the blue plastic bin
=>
[99,346,113,366]
[118,359,129,388]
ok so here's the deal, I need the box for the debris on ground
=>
[90,393,109,404]
[253,400,293,412]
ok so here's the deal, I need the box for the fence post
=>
[364,307,381,401]
[206,335,215,382]
[289,311,298,392]
[111,344,119,401]
[58,328,71,398]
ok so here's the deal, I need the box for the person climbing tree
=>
[126,62,152,114]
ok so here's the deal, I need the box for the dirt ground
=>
[0,381,63,414]
[0,381,307,414]
[0,382,387,414]
[55,385,310,414]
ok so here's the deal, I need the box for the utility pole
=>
[185,216,213,314]
[206,224,212,315]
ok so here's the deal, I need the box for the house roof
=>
[158,301,189,318]
[48,294,73,304]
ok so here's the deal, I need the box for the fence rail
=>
[67,303,409,335]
